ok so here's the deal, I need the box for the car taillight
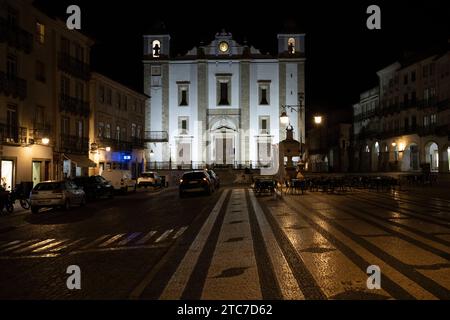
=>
[180,179,183,183]
[203,178,207,182]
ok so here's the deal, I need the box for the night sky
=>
[34,0,450,124]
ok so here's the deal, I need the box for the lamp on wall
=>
[41,137,50,145]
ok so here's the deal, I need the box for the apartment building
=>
[88,73,149,178]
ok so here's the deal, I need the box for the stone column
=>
[298,62,305,144]
[162,62,170,161]
[198,61,208,163]
[279,63,286,141]
[240,62,250,164]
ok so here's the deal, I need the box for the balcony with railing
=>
[0,17,33,54]
[60,134,89,154]
[58,52,90,80]
[131,137,145,149]
[59,94,90,117]
[31,124,52,143]
[96,137,134,152]
[356,123,449,141]
[0,72,27,100]
[144,131,169,142]
[0,124,27,145]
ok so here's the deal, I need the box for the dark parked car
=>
[206,169,220,189]
[73,176,114,200]
[179,171,214,198]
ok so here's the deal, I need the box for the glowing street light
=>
[280,111,289,125]
[314,116,323,125]
[41,137,50,145]
[105,146,111,152]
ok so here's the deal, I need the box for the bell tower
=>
[277,33,305,57]
[144,34,170,58]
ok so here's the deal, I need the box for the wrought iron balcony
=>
[97,137,134,152]
[0,17,33,54]
[31,124,52,141]
[131,137,145,149]
[0,72,27,100]
[60,134,89,154]
[0,124,27,145]
[59,94,90,117]
[58,52,90,80]
[144,131,168,142]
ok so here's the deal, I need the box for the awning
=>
[63,154,97,168]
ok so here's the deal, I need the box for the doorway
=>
[215,137,234,165]
[425,142,439,172]
[32,161,42,187]
[1,160,14,191]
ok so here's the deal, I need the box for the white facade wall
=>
[143,32,306,166]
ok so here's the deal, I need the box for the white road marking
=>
[0,240,21,250]
[98,234,127,247]
[0,239,41,253]
[155,229,174,243]
[172,226,188,239]
[249,190,304,300]
[117,232,142,246]
[154,190,229,300]
[32,240,70,253]
[49,238,87,252]
[14,239,55,254]
[80,235,111,249]
[135,231,157,245]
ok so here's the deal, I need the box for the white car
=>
[137,172,161,187]
[30,180,86,214]
[101,169,136,193]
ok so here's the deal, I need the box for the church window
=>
[177,83,190,106]
[258,82,270,105]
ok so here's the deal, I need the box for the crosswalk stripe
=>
[249,190,304,300]
[155,229,173,243]
[135,231,157,245]
[0,240,21,250]
[98,234,127,247]
[80,235,111,250]
[32,240,70,253]
[117,232,142,246]
[172,226,188,239]
[49,238,87,252]
[156,190,229,300]
[0,239,40,253]
[14,239,55,254]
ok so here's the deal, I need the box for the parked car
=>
[73,176,114,200]
[206,169,220,189]
[30,180,86,214]
[137,172,162,187]
[179,171,214,197]
[101,169,136,193]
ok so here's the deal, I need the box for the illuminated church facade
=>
[143,30,305,167]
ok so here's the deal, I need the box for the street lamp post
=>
[279,92,305,147]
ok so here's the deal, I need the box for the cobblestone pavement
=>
[1,186,449,299]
